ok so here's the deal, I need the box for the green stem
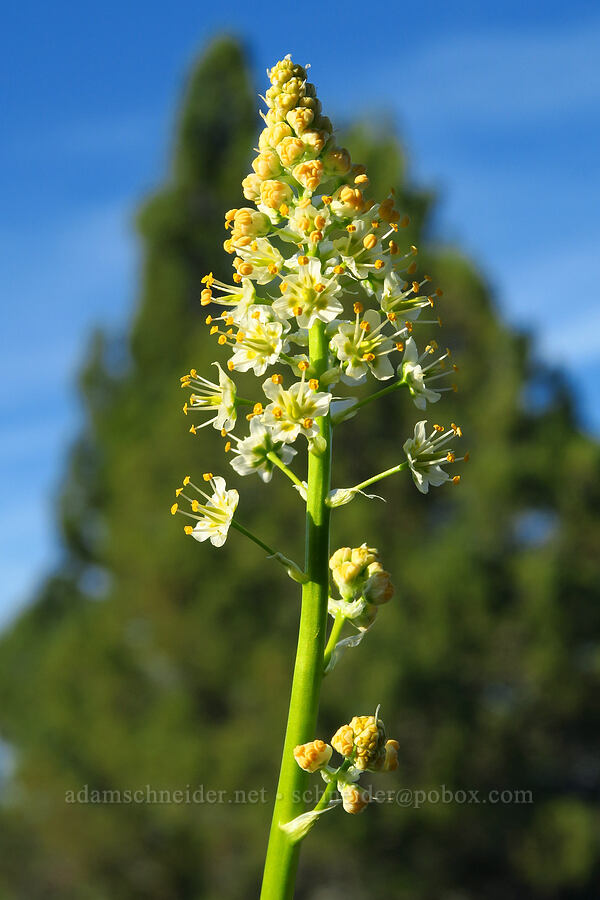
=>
[260,320,332,900]
[323,611,345,673]
[266,451,305,491]
[352,461,409,493]
[331,378,407,424]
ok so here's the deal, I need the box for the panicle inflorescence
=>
[171,53,468,537]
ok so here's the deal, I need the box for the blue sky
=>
[1,0,599,627]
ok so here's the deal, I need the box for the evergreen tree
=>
[1,38,599,900]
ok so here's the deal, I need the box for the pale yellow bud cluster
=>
[339,783,370,815]
[331,714,398,772]
[329,544,379,598]
[225,208,270,247]
[293,739,333,773]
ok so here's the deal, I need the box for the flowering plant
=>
[171,55,467,899]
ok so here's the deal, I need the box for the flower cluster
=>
[293,709,399,819]
[328,544,394,631]
[171,54,467,542]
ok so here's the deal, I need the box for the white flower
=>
[380,270,430,319]
[171,475,238,547]
[182,363,237,432]
[400,337,442,410]
[272,257,343,329]
[403,421,462,494]
[262,374,332,444]
[234,237,284,285]
[229,306,287,376]
[331,218,389,281]
[330,308,395,382]
[230,417,297,482]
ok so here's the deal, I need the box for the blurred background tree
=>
[0,36,599,900]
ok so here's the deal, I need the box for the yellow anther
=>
[182,403,188,415]
[246,412,255,420]
[314,282,325,293]
[321,195,332,205]
[412,281,420,293]
[363,234,377,250]
[451,423,463,436]
[353,301,364,314]
[363,352,375,362]
[346,224,356,233]
[452,475,461,484]
[201,289,212,304]
[333,264,345,274]
[389,239,398,255]
[271,373,283,384]
[302,417,313,429]
[405,321,413,332]
[227,360,235,371]
[218,335,227,345]
[314,215,326,229]
[183,476,190,486]
[210,325,219,335]
[308,378,319,390]
[191,499,200,511]
[410,245,418,255]
[225,208,238,221]
[310,230,322,243]
[434,424,444,432]
[205,315,213,324]
[279,203,289,216]
[435,287,444,297]
[201,272,215,286]
[221,428,227,437]
[226,316,234,326]
[374,259,384,269]
[387,311,397,321]
[293,305,303,316]
[359,320,371,332]
[223,239,233,253]
[407,261,417,275]
[399,215,410,228]
[251,309,261,319]
[226,328,233,335]
[201,473,212,482]
[395,341,404,351]
[424,274,432,281]
[355,173,369,184]
[371,220,380,229]
[253,402,264,415]
[268,264,279,274]
[233,273,242,283]
[297,255,309,265]
[189,424,197,435]
[235,332,245,343]
[175,488,183,497]
[280,282,288,293]
[298,360,310,371]
[170,503,178,515]
[273,406,283,419]
[238,263,253,276]
[184,525,193,535]
[224,441,231,452]
[447,451,456,462]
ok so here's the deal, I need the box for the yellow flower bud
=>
[293,740,333,773]
[232,208,270,238]
[252,150,282,180]
[292,160,324,192]
[286,107,315,135]
[260,122,293,149]
[329,547,352,568]
[349,714,387,771]
[340,783,370,815]
[382,739,399,772]
[331,724,355,758]
[260,179,294,210]
[301,130,327,156]
[277,136,306,168]
[323,146,352,175]
[241,173,262,201]
[363,563,395,605]
[331,185,365,217]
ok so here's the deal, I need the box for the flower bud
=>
[382,739,399,772]
[277,136,306,168]
[323,145,352,176]
[293,740,333,773]
[331,723,355,758]
[287,107,315,135]
[331,185,365,217]
[241,173,262,201]
[252,150,282,180]
[362,562,395,605]
[293,160,324,192]
[302,130,328,157]
[231,208,270,240]
[350,714,387,771]
[340,783,370,815]
[260,179,294,210]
